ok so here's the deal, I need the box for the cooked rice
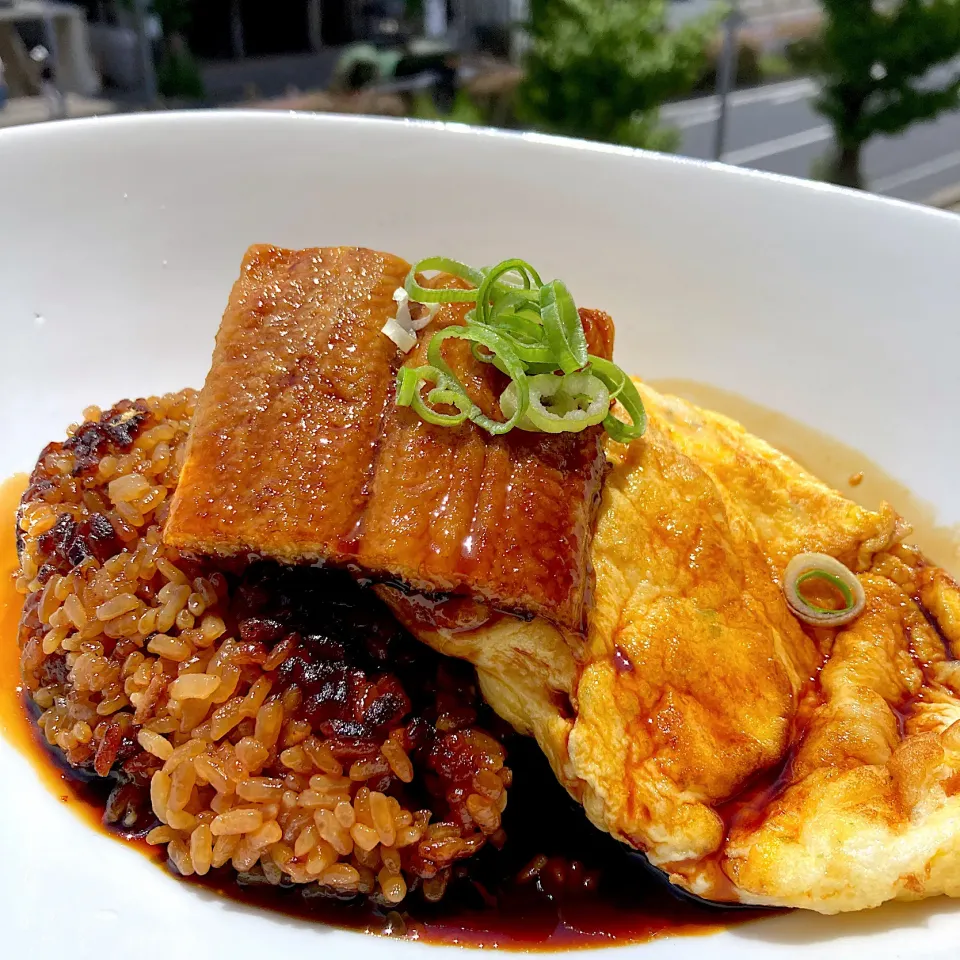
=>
[16,392,511,904]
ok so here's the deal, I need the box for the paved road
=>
[662,78,960,203]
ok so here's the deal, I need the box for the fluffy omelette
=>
[383,381,960,915]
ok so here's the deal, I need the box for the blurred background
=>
[2,0,960,212]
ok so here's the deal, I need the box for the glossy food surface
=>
[360,285,614,631]
[167,252,613,630]
[1,471,762,949]
[2,110,959,960]
[13,393,517,906]
[165,245,410,561]
[388,383,960,914]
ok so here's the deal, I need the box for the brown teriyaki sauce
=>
[0,473,768,950]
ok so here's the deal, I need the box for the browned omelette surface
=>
[384,382,960,914]
[165,246,610,630]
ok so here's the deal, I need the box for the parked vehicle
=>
[332,35,458,109]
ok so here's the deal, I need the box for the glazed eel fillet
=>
[164,245,613,631]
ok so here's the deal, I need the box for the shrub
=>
[519,0,716,150]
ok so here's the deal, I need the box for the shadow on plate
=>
[733,897,960,946]
[177,878,346,937]
[635,848,959,945]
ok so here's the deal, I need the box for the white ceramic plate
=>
[1,112,960,959]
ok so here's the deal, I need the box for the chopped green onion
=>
[796,571,854,613]
[500,373,610,434]
[403,257,542,308]
[783,553,865,626]
[392,256,647,444]
[422,386,475,423]
[396,365,476,427]
[475,259,543,326]
[541,280,588,374]
[587,357,647,444]
[492,292,543,317]
[470,341,495,365]
[396,364,428,406]
[404,257,486,303]
[426,325,529,435]
[471,333,552,377]
[495,311,546,342]
[495,335,554,366]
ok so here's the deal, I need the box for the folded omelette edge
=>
[381,381,960,914]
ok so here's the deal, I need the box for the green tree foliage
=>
[809,0,960,187]
[154,0,203,100]
[157,36,204,101]
[153,0,191,34]
[119,0,203,100]
[519,0,716,151]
